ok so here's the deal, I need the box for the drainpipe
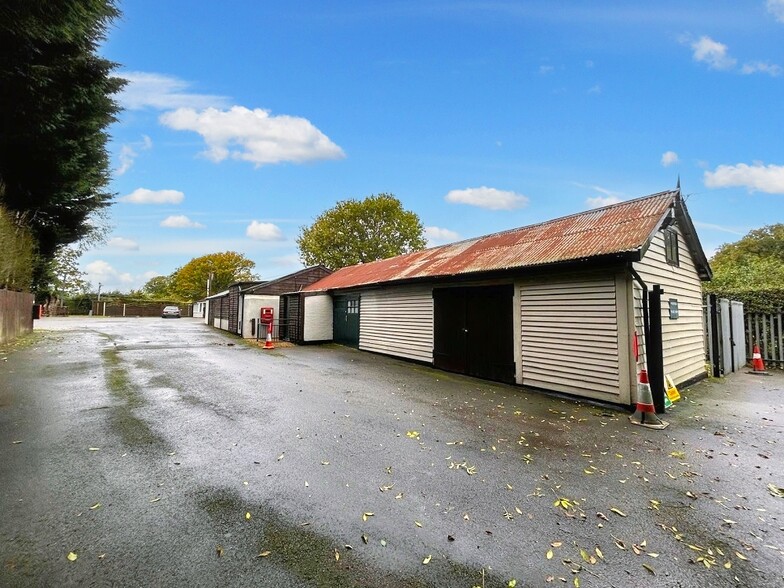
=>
[629,267,666,414]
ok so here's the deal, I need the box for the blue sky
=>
[85,0,784,292]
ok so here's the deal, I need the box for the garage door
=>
[433,285,515,383]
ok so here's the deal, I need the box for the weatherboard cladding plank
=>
[520,277,620,397]
[359,287,434,363]
[633,225,706,385]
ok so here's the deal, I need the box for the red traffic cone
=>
[263,325,275,350]
[630,369,669,430]
[749,344,768,375]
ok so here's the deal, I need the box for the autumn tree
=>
[297,193,426,269]
[169,252,256,301]
[0,0,125,289]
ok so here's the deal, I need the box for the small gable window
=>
[664,228,679,267]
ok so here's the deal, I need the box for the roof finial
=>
[676,175,681,191]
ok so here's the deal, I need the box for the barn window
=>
[664,228,679,267]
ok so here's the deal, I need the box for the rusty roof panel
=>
[305,190,676,292]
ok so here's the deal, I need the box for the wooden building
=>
[206,266,331,339]
[291,190,711,405]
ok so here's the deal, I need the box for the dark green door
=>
[333,295,360,347]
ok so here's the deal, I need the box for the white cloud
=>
[693,221,746,236]
[691,36,736,70]
[141,270,162,281]
[246,221,285,241]
[740,61,782,76]
[84,260,134,287]
[159,106,345,166]
[424,226,460,246]
[107,237,140,251]
[661,151,679,167]
[117,71,230,111]
[116,135,153,176]
[768,0,784,22]
[271,254,304,268]
[587,84,602,94]
[120,188,185,205]
[444,186,529,210]
[539,65,554,75]
[586,196,623,208]
[160,215,205,229]
[704,162,784,194]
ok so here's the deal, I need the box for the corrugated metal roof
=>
[304,190,677,292]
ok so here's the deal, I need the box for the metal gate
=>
[706,294,746,376]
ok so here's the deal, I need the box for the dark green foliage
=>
[705,224,784,313]
[297,193,426,269]
[0,1,125,289]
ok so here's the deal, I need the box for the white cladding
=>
[242,295,279,339]
[520,276,623,402]
[633,225,706,386]
[303,294,333,341]
[359,286,434,363]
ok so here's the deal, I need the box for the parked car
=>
[162,305,181,318]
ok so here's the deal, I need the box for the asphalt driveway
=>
[1,317,782,587]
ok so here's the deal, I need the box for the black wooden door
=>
[333,295,360,347]
[433,288,468,373]
[433,285,515,383]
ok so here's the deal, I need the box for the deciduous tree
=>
[169,252,256,301]
[297,194,426,269]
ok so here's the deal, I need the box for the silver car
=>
[162,305,181,318]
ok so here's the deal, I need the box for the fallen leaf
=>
[149,497,161,503]
[344,544,353,550]
[415,521,422,528]
[257,551,271,558]
[551,542,562,548]
[767,484,784,498]
[546,549,554,560]
[515,507,523,515]
[406,431,420,439]
[245,512,251,520]
[609,507,627,517]
[216,545,224,558]
[361,534,369,544]
[422,554,432,564]
[669,451,686,459]
[734,551,748,561]
[595,547,604,560]
[334,549,340,562]
[277,453,285,461]
[88,447,100,451]
[642,563,656,575]
[506,484,514,491]
[321,461,330,466]
[67,552,78,562]
[724,561,732,569]
[508,580,517,587]
[12,440,23,445]
[89,503,101,510]
[362,512,374,521]
[380,539,387,547]
[574,577,580,587]
[395,493,404,499]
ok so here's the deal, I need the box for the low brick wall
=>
[0,289,34,345]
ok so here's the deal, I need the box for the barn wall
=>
[242,296,279,339]
[519,274,623,403]
[633,225,707,387]
[359,285,434,363]
[303,294,333,341]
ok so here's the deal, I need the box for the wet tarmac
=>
[1,317,782,587]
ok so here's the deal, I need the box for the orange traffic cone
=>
[749,344,769,375]
[263,325,275,350]
[630,369,669,429]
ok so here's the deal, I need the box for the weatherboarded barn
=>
[206,266,331,338]
[296,190,711,406]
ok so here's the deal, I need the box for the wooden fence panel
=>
[746,311,783,369]
[0,289,34,344]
